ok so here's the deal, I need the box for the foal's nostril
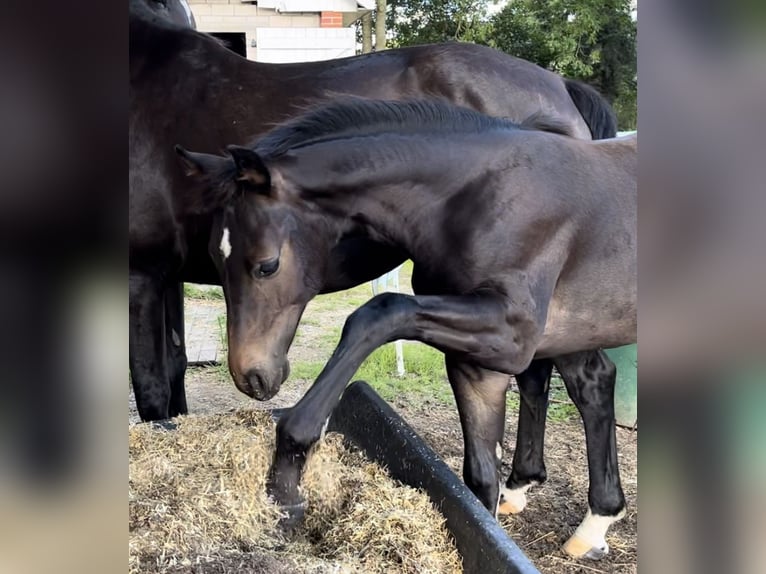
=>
[242,369,278,401]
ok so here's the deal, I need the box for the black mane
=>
[254,98,570,159]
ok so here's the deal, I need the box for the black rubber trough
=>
[324,381,539,574]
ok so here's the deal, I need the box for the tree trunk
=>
[375,0,386,51]
[361,11,373,54]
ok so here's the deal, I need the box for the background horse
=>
[129,0,616,422]
[177,98,636,559]
[138,0,195,28]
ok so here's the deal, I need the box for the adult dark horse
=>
[129,0,616,422]
[176,99,636,558]
[144,0,195,28]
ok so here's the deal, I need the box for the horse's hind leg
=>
[164,281,188,417]
[499,359,552,515]
[446,356,509,514]
[129,271,171,421]
[554,350,626,560]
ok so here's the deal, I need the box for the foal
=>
[177,99,636,559]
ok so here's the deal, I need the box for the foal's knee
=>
[276,411,321,455]
[342,292,411,341]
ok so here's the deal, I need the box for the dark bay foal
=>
[177,99,636,559]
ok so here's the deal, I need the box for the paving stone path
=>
[184,298,226,364]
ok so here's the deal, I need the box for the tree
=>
[491,0,637,128]
[361,11,373,53]
[385,0,494,46]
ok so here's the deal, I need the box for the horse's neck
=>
[294,140,470,247]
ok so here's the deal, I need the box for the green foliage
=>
[372,0,637,130]
[386,0,495,46]
[490,0,637,128]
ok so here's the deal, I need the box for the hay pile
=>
[129,410,463,574]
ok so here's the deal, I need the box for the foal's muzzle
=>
[236,362,290,401]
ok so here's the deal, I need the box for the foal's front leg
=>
[267,291,540,521]
[446,357,509,514]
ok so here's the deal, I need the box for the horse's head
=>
[175,146,331,400]
[132,0,196,29]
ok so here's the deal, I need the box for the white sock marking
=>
[495,442,503,460]
[571,508,626,552]
[219,227,232,260]
[498,482,534,513]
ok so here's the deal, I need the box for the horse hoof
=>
[497,486,528,515]
[562,534,609,560]
[277,501,306,534]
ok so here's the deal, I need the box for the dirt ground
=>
[129,365,637,574]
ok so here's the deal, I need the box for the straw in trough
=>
[129,409,463,573]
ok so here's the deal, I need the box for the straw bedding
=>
[129,410,463,573]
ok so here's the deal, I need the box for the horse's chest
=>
[411,264,465,296]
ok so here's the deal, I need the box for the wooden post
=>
[361,11,372,53]
[375,0,386,51]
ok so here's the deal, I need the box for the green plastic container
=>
[605,344,637,428]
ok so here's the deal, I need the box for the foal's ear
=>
[226,145,271,189]
[174,145,229,178]
[174,145,236,215]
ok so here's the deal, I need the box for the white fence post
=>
[371,265,405,376]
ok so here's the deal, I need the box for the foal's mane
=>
[254,98,573,159]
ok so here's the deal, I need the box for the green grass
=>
[359,343,453,405]
[288,340,582,422]
[289,341,453,406]
[183,283,224,300]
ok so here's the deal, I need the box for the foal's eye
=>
[254,257,280,278]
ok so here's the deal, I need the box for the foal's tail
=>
[564,79,617,140]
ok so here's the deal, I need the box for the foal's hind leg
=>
[499,359,552,515]
[554,350,626,559]
[446,356,509,514]
[164,281,188,417]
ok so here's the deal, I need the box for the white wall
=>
[255,27,356,63]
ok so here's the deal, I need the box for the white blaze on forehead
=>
[178,0,194,26]
[219,227,232,260]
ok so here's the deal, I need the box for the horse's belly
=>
[536,301,637,358]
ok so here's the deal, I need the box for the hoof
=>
[276,501,306,534]
[497,485,529,515]
[563,534,609,560]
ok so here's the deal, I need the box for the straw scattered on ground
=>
[129,410,463,574]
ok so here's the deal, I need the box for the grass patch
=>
[547,378,579,422]
[289,342,453,407]
[359,343,452,405]
[183,283,224,300]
